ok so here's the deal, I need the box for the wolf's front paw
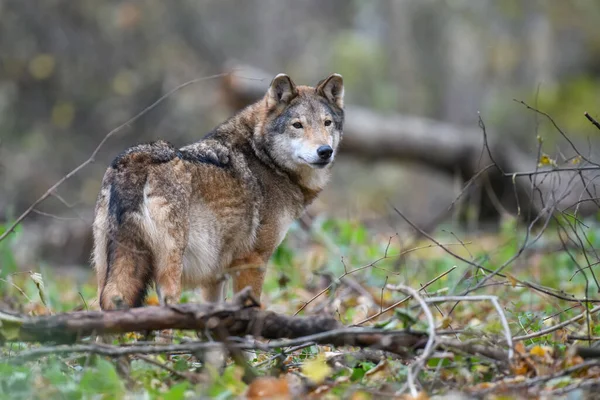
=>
[111,296,129,310]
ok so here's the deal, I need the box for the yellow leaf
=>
[350,391,371,400]
[571,156,582,165]
[507,274,518,288]
[302,353,332,384]
[538,154,557,168]
[364,360,389,381]
[29,54,55,80]
[530,345,546,357]
[146,294,160,306]
[437,316,452,329]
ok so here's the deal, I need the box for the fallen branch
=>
[1,288,428,363]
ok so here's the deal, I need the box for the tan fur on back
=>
[93,73,345,309]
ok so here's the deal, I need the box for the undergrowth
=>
[1,213,600,399]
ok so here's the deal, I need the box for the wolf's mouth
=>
[300,157,331,168]
[309,161,330,168]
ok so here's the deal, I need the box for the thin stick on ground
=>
[355,266,456,326]
[5,327,428,364]
[513,305,600,342]
[136,354,201,382]
[295,245,460,316]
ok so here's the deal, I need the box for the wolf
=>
[93,73,344,310]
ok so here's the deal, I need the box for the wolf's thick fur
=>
[93,73,344,310]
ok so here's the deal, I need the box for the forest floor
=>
[2,211,600,399]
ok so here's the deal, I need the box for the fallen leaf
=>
[29,272,47,307]
[437,316,452,329]
[364,360,390,381]
[302,353,332,384]
[512,361,529,376]
[146,294,160,306]
[514,342,526,355]
[246,376,290,400]
[530,345,546,357]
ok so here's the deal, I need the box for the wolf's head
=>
[255,73,344,188]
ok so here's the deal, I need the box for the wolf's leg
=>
[230,253,266,301]
[154,250,184,305]
[143,159,191,306]
[200,279,226,303]
[152,233,185,345]
[99,235,153,310]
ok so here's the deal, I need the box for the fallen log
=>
[0,288,427,360]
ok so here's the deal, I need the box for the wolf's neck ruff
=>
[93,73,344,310]
[206,95,333,206]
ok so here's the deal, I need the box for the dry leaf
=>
[146,294,160,306]
[437,316,452,329]
[29,272,47,307]
[514,342,526,355]
[246,376,290,400]
[512,361,529,376]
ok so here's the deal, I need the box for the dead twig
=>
[355,266,456,325]
[386,284,436,398]
[402,294,513,362]
[513,305,600,342]
[584,112,600,131]
[5,327,427,365]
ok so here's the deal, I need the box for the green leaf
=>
[80,358,125,398]
[393,309,418,329]
[163,382,191,400]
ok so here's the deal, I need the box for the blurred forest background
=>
[2,0,600,269]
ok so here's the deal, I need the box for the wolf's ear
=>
[267,74,298,108]
[316,73,344,108]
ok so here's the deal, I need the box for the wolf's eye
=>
[324,120,332,127]
[292,122,303,129]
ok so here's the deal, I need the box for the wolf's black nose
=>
[317,145,333,160]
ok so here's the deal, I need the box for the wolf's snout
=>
[317,145,333,160]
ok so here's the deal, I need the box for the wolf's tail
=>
[93,161,154,310]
